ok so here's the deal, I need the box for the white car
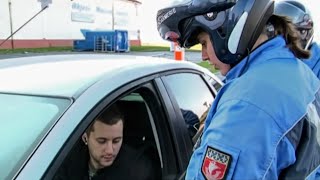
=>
[0,54,223,180]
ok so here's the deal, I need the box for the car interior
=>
[55,92,162,179]
[117,95,162,178]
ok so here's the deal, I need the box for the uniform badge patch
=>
[201,146,232,180]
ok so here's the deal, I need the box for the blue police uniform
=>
[303,43,320,79]
[303,42,320,180]
[186,36,320,180]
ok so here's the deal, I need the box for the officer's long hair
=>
[269,15,310,59]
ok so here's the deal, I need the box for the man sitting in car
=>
[54,104,158,180]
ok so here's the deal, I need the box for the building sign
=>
[69,0,140,40]
[114,0,139,39]
[95,1,113,29]
[71,1,95,23]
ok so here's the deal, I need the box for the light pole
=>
[8,0,14,49]
[0,4,48,48]
[112,0,115,30]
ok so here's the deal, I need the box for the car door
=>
[158,71,219,177]
[25,69,220,180]
[39,73,185,180]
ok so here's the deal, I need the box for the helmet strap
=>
[305,33,314,50]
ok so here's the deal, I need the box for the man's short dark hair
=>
[86,104,124,135]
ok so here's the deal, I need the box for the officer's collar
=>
[224,36,286,83]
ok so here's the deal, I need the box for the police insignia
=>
[201,146,232,180]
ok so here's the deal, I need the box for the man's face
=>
[198,32,231,76]
[84,120,123,170]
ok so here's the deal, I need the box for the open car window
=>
[53,84,178,179]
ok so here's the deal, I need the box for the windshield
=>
[0,93,71,180]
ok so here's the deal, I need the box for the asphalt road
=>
[0,50,225,81]
[0,51,202,62]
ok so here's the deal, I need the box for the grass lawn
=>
[131,44,201,52]
[189,44,201,51]
[0,44,214,70]
[0,44,201,54]
[0,45,216,72]
[0,47,72,54]
[0,46,169,54]
[196,61,217,73]
[130,45,170,52]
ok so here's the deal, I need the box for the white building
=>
[0,0,141,49]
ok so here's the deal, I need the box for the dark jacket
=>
[54,142,159,180]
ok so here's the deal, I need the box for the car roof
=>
[0,54,209,98]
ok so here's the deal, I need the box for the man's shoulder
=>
[120,144,139,157]
[54,141,89,179]
[102,143,159,179]
[119,144,151,162]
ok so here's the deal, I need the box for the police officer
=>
[157,0,320,179]
[274,1,320,179]
[274,0,320,79]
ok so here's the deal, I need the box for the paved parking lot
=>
[0,51,202,62]
[0,50,225,81]
[127,51,201,62]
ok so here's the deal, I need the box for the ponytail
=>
[268,15,310,59]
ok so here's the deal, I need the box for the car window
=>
[121,89,178,178]
[163,73,214,139]
[54,88,166,179]
[0,93,71,180]
[204,74,223,93]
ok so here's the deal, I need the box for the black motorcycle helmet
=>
[156,0,274,65]
[274,0,314,49]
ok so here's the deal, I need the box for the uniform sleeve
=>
[186,99,295,179]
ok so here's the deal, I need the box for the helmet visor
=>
[274,1,312,29]
[156,0,236,45]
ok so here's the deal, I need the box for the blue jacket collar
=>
[225,36,288,83]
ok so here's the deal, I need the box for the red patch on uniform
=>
[201,146,232,180]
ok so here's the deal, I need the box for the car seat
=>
[116,100,162,179]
